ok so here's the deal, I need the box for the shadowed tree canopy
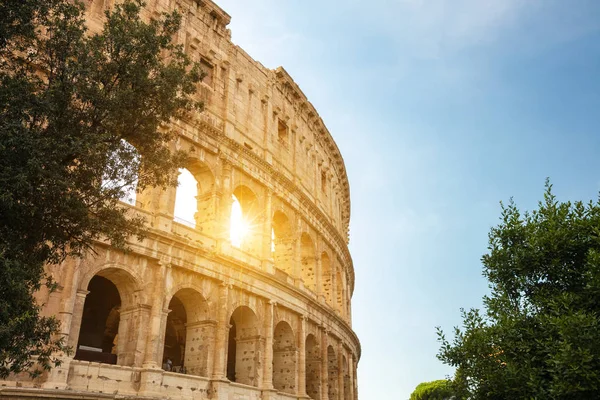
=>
[0,0,202,377]
[437,181,600,399]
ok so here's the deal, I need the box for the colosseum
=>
[0,1,360,399]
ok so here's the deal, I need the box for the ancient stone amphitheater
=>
[0,1,360,399]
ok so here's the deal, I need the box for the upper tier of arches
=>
[84,0,352,252]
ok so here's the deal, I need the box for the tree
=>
[410,380,454,400]
[437,181,600,399]
[0,0,202,378]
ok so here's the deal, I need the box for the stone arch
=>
[273,321,297,394]
[162,288,213,376]
[78,263,142,310]
[321,252,333,306]
[75,267,141,367]
[272,210,294,275]
[227,305,261,386]
[328,345,339,400]
[301,233,317,292]
[173,162,215,230]
[231,185,261,253]
[305,334,321,400]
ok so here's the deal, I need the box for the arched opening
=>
[174,168,198,227]
[321,253,333,306]
[272,211,293,275]
[226,320,237,381]
[230,186,260,253]
[273,321,297,393]
[227,306,260,386]
[163,296,186,370]
[343,355,351,400]
[75,276,120,364]
[328,345,339,400]
[305,334,321,400]
[301,233,316,292]
[102,139,139,206]
[162,288,211,376]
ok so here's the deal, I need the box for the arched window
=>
[162,288,211,376]
[102,139,139,206]
[226,306,260,386]
[272,211,293,274]
[173,168,198,227]
[230,194,246,248]
[75,276,120,365]
[273,321,297,393]
[75,268,139,367]
[230,186,259,252]
[301,233,316,292]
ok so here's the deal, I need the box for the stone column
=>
[117,303,152,367]
[262,190,273,263]
[297,315,307,397]
[212,282,230,380]
[331,267,338,313]
[185,320,217,376]
[352,357,358,400]
[155,184,177,232]
[321,328,329,400]
[262,300,275,389]
[217,160,233,245]
[142,261,168,368]
[294,217,302,282]
[348,354,355,400]
[66,289,89,350]
[338,342,344,400]
[58,258,81,343]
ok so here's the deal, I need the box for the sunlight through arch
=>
[174,168,198,227]
[230,194,248,248]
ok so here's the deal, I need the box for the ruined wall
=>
[0,1,360,399]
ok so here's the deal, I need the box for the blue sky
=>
[216,1,600,398]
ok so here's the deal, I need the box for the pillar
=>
[185,320,216,376]
[262,300,275,389]
[142,261,168,368]
[216,158,233,243]
[294,217,302,281]
[262,190,273,262]
[348,354,355,400]
[316,253,322,299]
[298,315,307,397]
[321,328,329,400]
[67,289,89,350]
[337,342,344,400]
[212,282,229,379]
[117,303,151,367]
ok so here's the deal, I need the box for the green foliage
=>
[437,180,600,399]
[0,0,201,377]
[410,379,454,400]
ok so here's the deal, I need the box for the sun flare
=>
[230,195,248,248]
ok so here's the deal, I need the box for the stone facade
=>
[0,1,360,399]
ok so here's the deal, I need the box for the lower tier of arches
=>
[7,252,359,400]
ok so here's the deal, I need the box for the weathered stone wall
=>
[2,1,360,399]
